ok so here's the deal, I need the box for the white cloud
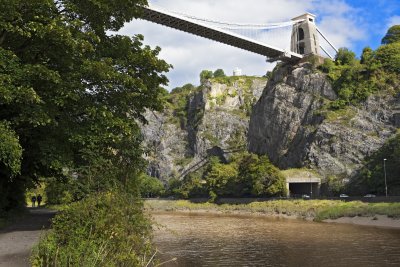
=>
[118,0,369,89]
[317,16,366,47]
[387,16,400,27]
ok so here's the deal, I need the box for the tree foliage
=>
[334,48,357,66]
[349,133,400,195]
[167,152,287,201]
[375,42,400,73]
[237,153,286,197]
[200,69,213,84]
[166,83,198,127]
[32,192,154,266]
[381,25,400,45]
[0,121,22,177]
[319,30,400,110]
[0,0,170,211]
[205,157,238,201]
[213,68,226,78]
[139,174,165,197]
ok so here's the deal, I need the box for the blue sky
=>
[315,0,400,54]
[119,0,400,89]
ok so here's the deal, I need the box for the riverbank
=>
[144,199,400,229]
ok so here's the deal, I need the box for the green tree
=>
[381,25,400,44]
[319,38,399,110]
[0,121,24,212]
[319,58,336,74]
[205,157,238,201]
[0,0,170,211]
[360,47,374,65]
[213,68,226,78]
[0,121,22,178]
[139,174,165,197]
[200,70,213,84]
[335,48,357,65]
[350,133,400,195]
[237,153,286,197]
[375,42,400,73]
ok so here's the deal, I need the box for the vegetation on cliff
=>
[312,25,400,195]
[316,26,400,194]
[349,133,400,195]
[200,68,226,84]
[164,70,265,128]
[165,83,199,127]
[319,25,400,109]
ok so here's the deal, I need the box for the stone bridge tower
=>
[291,13,320,56]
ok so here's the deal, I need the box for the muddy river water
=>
[152,212,400,267]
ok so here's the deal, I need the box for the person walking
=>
[37,194,43,207]
[31,195,36,207]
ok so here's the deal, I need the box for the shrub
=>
[31,191,155,267]
[319,40,399,110]
[237,153,287,197]
[45,177,88,205]
[139,174,165,197]
[167,83,199,127]
[200,70,213,84]
[213,69,226,78]
[375,42,400,74]
[335,48,357,66]
[349,133,400,195]
[205,159,238,199]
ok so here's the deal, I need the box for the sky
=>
[118,0,400,89]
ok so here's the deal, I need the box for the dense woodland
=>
[0,0,170,210]
[1,0,169,265]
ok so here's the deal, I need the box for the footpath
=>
[0,208,55,267]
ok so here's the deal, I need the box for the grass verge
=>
[145,199,400,221]
[31,192,155,267]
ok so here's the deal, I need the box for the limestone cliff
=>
[141,77,266,182]
[248,62,399,179]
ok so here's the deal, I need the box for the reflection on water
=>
[152,212,400,267]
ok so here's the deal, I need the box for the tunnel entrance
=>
[289,182,319,198]
[282,170,322,198]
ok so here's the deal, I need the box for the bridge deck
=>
[140,6,302,62]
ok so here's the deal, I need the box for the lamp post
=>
[383,159,388,197]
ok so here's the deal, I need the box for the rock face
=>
[248,63,399,178]
[141,77,267,182]
[142,63,399,183]
[141,110,188,181]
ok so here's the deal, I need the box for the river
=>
[152,212,400,267]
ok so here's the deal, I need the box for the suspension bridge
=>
[140,4,338,62]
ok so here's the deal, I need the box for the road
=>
[0,208,56,267]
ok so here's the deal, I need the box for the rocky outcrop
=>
[141,77,267,182]
[248,62,399,178]
[141,110,188,182]
[143,63,398,182]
